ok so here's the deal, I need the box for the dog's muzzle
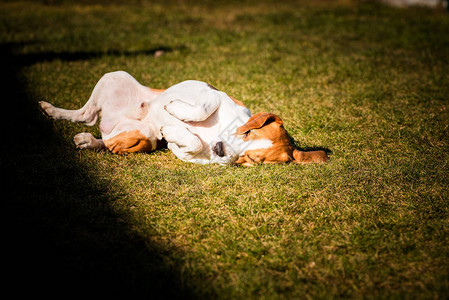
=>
[213,141,225,157]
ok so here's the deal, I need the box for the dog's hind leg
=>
[39,100,100,126]
[38,71,125,126]
[38,75,108,126]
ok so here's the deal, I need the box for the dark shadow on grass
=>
[1,42,197,298]
[6,42,185,66]
[290,137,332,156]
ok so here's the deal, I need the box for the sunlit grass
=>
[2,0,448,298]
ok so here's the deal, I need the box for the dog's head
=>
[233,112,329,166]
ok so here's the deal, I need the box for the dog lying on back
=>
[39,71,328,165]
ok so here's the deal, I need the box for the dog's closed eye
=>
[237,130,251,139]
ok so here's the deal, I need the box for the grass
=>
[2,0,449,298]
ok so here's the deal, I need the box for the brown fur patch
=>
[104,130,155,154]
[236,112,282,135]
[293,150,329,163]
[148,88,166,96]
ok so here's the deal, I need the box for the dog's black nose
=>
[213,141,225,157]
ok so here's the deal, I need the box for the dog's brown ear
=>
[236,112,283,135]
[293,149,329,163]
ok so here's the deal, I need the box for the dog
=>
[39,71,328,165]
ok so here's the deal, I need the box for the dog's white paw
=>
[164,100,181,116]
[164,100,195,122]
[39,101,56,119]
[159,126,172,138]
[73,133,97,149]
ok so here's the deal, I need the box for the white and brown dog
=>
[39,71,328,166]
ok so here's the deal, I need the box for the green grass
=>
[2,0,449,298]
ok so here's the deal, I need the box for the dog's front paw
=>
[164,99,194,122]
[163,100,177,116]
[163,100,174,112]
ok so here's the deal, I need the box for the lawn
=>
[2,0,448,298]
